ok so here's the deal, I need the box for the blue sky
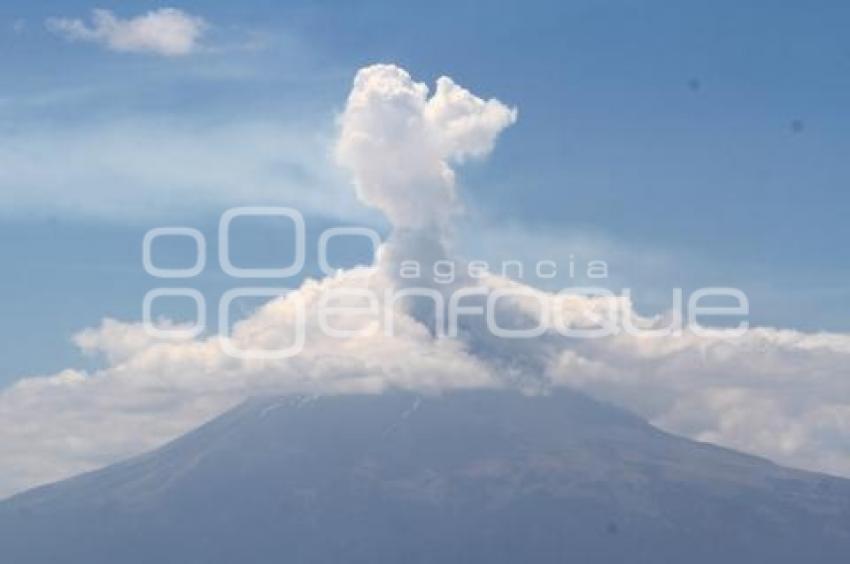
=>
[1,0,849,386]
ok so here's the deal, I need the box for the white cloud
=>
[5,262,850,498]
[0,269,498,496]
[1,64,850,500]
[46,8,207,56]
[544,326,850,476]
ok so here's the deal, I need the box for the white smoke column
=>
[335,64,517,329]
[335,64,516,330]
[336,64,516,237]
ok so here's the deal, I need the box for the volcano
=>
[2,389,849,563]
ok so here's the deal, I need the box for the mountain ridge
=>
[2,389,850,563]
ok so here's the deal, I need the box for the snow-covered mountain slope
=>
[2,389,849,563]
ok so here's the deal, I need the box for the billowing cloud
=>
[335,64,516,304]
[46,8,207,56]
[545,326,850,477]
[336,64,516,232]
[0,269,498,496]
[1,64,850,500]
